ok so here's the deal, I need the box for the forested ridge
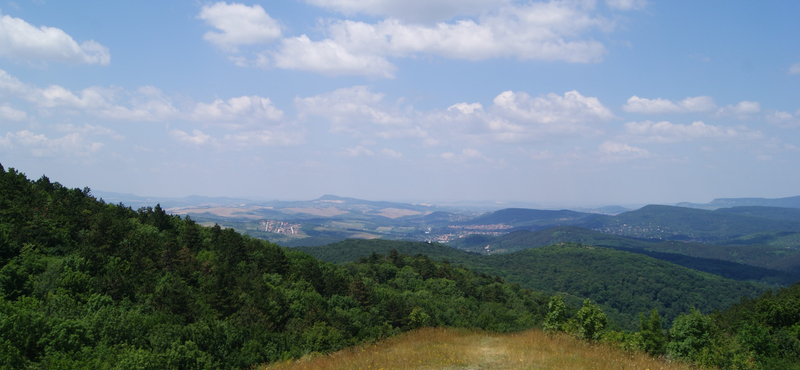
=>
[301,239,768,329]
[0,164,548,369]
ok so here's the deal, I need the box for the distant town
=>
[260,220,302,235]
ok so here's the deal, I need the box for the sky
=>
[0,0,799,206]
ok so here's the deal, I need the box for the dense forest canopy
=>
[0,164,550,369]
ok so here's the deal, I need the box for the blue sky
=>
[1,0,799,205]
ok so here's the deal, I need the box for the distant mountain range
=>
[676,195,800,210]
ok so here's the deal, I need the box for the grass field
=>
[262,328,698,370]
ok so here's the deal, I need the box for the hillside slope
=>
[299,240,768,329]
[580,204,800,242]
[458,226,800,284]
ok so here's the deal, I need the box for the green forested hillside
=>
[453,226,800,284]
[580,205,800,242]
[300,239,768,329]
[0,165,549,369]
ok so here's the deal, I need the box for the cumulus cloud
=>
[0,69,297,139]
[190,95,283,126]
[303,0,511,23]
[716,101,760,118]
[272,35,397,78]
[622,95,717,114]
[441,90,614,142]
[214,1,614,77]
[198,2,282,52]
[0,130,104,157]
[624,120,761,143]
[493,90,614,124]
[0,12,109,65]
[297,87,613,144]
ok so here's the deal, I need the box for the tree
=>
[543,295,568,333]
[576,298,607,341]
[639,308,666,355]
[667,308,713,361]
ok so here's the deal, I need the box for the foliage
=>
[639,309,666,356]
[576,299,607,341]
[0,164,549,369]
[543,295,568,333]
[456,226,800,282]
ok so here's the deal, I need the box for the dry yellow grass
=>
[261,327,699,370]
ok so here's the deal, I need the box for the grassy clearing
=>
[261,327,699,370]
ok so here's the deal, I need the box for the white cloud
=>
[606,0,647,10]
[0,12,109,65]
[304,0,510,23]
[766,110,800,128]
[622,95,717,114]
[789,62,800,75]
[191,95,283,126]
[0,69,296,131]
[298,87,612,144]
[228,1,612,77]
[493,90,615,124]
[447,102,483,115]
[0,104,27,121]
[343,145,374,157]
[55,123,124,140]
[716,101,760,118]
[1,130,104,157]
[170,129,213,147]
[381,148,403,158]
[598,141,650,162]
[625,120,761,143]
[273,35,397,78]
[198,2,282,52]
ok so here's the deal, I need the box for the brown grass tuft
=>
[260,327,700,370]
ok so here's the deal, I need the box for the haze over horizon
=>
[1,1,799,205]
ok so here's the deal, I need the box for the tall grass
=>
[261,327,700,370]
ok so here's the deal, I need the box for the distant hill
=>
[713,206,800,222]
[676,195,800,210]
[578,204,800,243]
[453,226,800,285]
[463,208,595,228]
[299,240,768,329]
